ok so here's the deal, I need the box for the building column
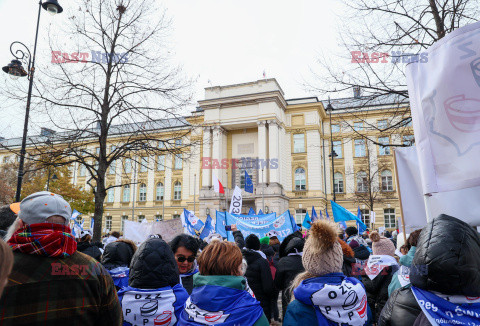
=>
[202,127,212,188]
[268,120,280,184]
[257,121,267,184]
[211,126,227,186]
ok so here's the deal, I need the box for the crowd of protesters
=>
[0,191,479,325]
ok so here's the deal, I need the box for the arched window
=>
[174,181,182,200]
[139,183,147,201]
[356,171,368,192]
[334,172,344,193]
[156,182,164,201]
[381,170,393,191]
[295,168,306,191]
[122,184,130,202]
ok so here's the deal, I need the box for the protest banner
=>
[229,186,242,214]
[124,218,183,243]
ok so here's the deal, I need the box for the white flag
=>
[229,186,242,214]
[406,21,480,194]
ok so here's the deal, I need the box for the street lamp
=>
[46,169,58,191]
[326,98,337,203]
[3,1,63,202]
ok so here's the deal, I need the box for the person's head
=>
[259,236,270,246]
[110,231,120,239]
[384,231,392,238]
[406,229,422,249]
[79,230,93,243]
[0,205,17,232]
[369,231,395,256]
[245,234,260,251]
[170,234,200,274]
[269,236,280,246]
[345,226,358,237]
[0,239,13,297]
[399,244,408,255]
[197,241,243,276]
[101,239,137,269]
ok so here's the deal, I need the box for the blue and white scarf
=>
[294,273,369,326]
[178,284,264,325]
[108,266,130,289]
[118,284,189,326]
[411,286,480,326]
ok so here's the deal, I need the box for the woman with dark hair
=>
[118,237,188,325]
[178,241,269,325]
[170,234,200,294]
[76,230,102,261]
[101,239,137,290]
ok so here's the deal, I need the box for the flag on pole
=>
[319,210,323,220]
[181,209,204,235]
[248,207,255,215]
[229,186,243,214]
[311,207,318,221]
[325,209,330,220]
[302,212,312,230]
[244,171,254,193]
[357,207,366,233]
[200,215,215,240]
[212,174,224,194]
[71,209,82,220]
[339,221,347,230]
[331,201,367,231]
[90,217,94,230]
[258,209,263,215]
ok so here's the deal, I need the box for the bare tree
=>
[311,0,479,145]
[2,0,196,241]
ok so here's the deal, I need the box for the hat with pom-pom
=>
[370,231,395,256]
[302,220,343,276]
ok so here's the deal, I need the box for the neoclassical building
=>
[0,79,413,233]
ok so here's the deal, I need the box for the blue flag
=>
[248,207,256,215]
[200,215,215,240]
[182,209,204,235]
[339,221,347,230]
[244,171,254,193]
[258,209,263,215]
[302,212,312,230]
[311,207,318,221]
[215,211,227,238]
[357,207,367,233]
[90,217,94,230]
[319,210,323,220]
[326,209,330,220]
[288,210,300,232]
[331,201,367,231]
[71,209,82,220]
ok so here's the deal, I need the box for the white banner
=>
[124,219,183,243]
[406,21,480,194]
[229,186,242,214]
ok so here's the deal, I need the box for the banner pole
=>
[393,150,407,244]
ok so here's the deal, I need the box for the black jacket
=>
[378,286,422,326]
[242,249,274,318]
[274,254,304,317]
[353,245,371,260]
[233,230,245,249]
[129,238,179,289]
[76,241,102,261]
[362,266,393,323]
[101,240,135,270]
[410,214,480,296]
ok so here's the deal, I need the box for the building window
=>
[354,122,363,131]
[360,209,370,228]
[156,182,164,201]
[403,135,415,146]
[294,168,306,191]
[293,134,305,153]
[139,183,147,201]
[124,158,132,173]
[121,216,129,232]
[174,154,183,170]
[138,215,145,223]
[107,188,114,203]
[332,141,342,158]
[173,214,180,219]
[122,184,130,202]
[381,170,394,191]
[79,164,86,177]
[331,124,340,133]
[174,181,182,200]
[384,208,396,228]
[378,137,391,155]
[295,209,307,224]
[105,216,112,232]
[140,157,148,172]
[175,139,182,146]
[155,215,163,221]
[334,172,344,193]
[378,120,388,130]
[109,160,116,175]
[355,139,366,157]
[157,155,165,171]
[158,140,165,149]
[356,171,368,192]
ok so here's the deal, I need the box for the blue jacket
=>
[388,246,416,296]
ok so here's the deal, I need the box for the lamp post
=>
[3,0,63,202]
[326,99,338,203]
[46,167,58,191]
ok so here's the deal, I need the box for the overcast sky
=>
[0,0,347,138]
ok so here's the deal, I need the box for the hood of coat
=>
[282,236,305,257]
[242,248,263,265]
[411,214,480,296]
[353,245,370,260]
[101,240,135,269]
[128,238,180,289]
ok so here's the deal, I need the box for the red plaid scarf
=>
[8,223,77,257]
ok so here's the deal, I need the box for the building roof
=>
[321,93,409,110]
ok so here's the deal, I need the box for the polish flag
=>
[212,174,224,194]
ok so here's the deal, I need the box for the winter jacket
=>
[119,238,188,325]
[274,254,304,317]
[378,286,422,326]
[361,266,394,323]
[179,265,198,295]
[0,251,122,325]
[102,240,136,290]
[388,246,416,296]
[242,249,274,319]
[233,230,245,249]
[77,241,102,261]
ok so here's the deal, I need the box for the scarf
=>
[8,223,77,257]
[411,286,480,326]
[365,255,398,280]
[294,273,369,326]
[179,283,264,325]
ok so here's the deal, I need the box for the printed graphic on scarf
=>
[365,255,398,280]
[121,289,177,326]
[184,297,230,324]
[412,286,480,326]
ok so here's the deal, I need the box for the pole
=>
[162,183,165,220]
[15,1,43,202]
[393,150,407,244]
[46,166,51,191]
[262,168,265,212]
[329,108,336,203]
[193,173,196,215]
[131,158,137,221]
